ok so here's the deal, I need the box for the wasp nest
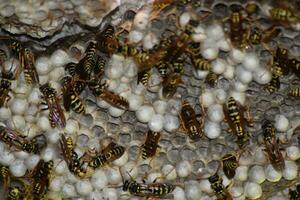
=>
[0,0,299,200]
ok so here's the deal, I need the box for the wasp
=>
[188,42,211,71]
[265,65,281,93]
[288,86,300,99]
[141,131,161,160]
[265,47,290,93]
[208,173,233,200]
[191,55,211,71]
[7,187,23,200]
[161,72,183,99]
[269,6,300,27]
[262,120,285,171]
[30,160,53,180]
[221,151,245,180]
[205,70,219,87]
[0,164,10,190]
[61,76,85,114]
[249,25,281,49]
[178,100,204,141]
[96,24,119,55]
[0,67,14,108]
[39,83,66,129]
[21,134,47,154]
[289,58,300,77]
[288,184,300,200]
[88,142,125,169]
[88,79,129,110]
[93,55,106,77]
[25,160,53,199]
[75,41,98,80]
[0,48,7,62]
[223,10,251,50]
[123,179,175,198]
[60,135,87,178]
[0,125,26,150]
[7,179,29,200]
[223,97,253,148]
[249,25,281,47]
[64,62,77,77]
[155,62,168,78]
[19,48,39,85]
[9,40,39,86]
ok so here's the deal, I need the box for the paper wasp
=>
[223,97,253,148]
[39,83,66,129]
[261,120,285,171]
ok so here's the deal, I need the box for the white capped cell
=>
[249,165,266,184]
[136,105,155,123]
[193,69,209,80]
[205,23,224,41]
[76,180,93,196]
[134,10,149,30]
[286,146,300,161]
[200,91,215,108]
[143,32,158,49]
[223,65,235,79]
[199,179,213,194]
[275,115,289,132]
[207,104,224,123]
[36,56,52,75]
[0,107,11,121]
[214,89,227,104]
[234,81,248,92]
[282,160,298,180]
[41,147,55,162]
[38,116,51,131]
[9,160,27,177]
[91,170,108,190]
[185,180,202,200]
[105,167,122,185]
[243,53,260,72]
[236,66,253,84]
[204,121,221,139]
[265,164,282,182]
[172,186,186,200]
[244,182,262,199]
[162,164,177,180]
[62,184,77,198]
[179,12,190,28]
[202,47,219,60]
[50,49,70,67]
[128,93,144,111]
[176,160,192,178]
[253,67,272,84]
[103,188,118,200]
[50,176,65,192]
[10,98,28,115]
[128,30,144,43]
[153,100,168,115]
[25,154,40,170]
[217,38,231,52]
[230,48,245,63]
[211,59,226,75]
[109,106,126,117]
[9,115,26,131]
[164,114,180,132]
[65,119,80,135]
[148,114,164,132]
[235,166,248,182]
[0,151,15,165]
